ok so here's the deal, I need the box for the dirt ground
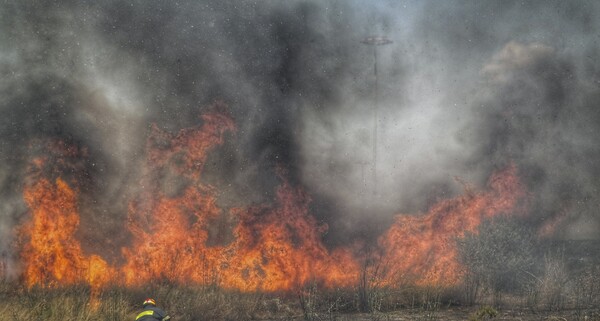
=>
[263,307,600,321]
[379,307,600,321]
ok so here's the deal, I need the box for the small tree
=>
[457,216,537,304]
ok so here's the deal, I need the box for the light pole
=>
[361,36,392,198]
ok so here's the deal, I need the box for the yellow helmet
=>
[143,298,156,307]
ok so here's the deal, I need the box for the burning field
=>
[16,103,528,293]
[1,0,600,320]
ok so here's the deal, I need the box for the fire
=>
[16,104,528,293]
[378,164,527,285]
[21,175,112,290]
[122,104,357,291]
[221,168,359,291]
[122,104,235,286]
[537,206,569,238]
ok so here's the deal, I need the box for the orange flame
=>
[121,104,235,286]
[21,177,112,290]
[378,164,527,285]
[17,104,529,293]
[121,105,357,290]
[221,168,359,291]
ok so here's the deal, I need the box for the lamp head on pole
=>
[361,36,392,46]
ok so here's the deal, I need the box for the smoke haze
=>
[1,0,599,265]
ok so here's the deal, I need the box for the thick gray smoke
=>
[0,0,598,269]
[301,0,600,241]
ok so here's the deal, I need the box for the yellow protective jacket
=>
[135,306,170,321]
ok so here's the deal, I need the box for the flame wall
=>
[15,106,526,292]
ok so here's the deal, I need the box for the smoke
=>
[1,0,599,268]
[301,0,600,241]
[421,1,600,241]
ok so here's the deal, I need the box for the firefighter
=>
[135,298,171,321]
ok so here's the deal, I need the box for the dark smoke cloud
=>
[1,0,599,269]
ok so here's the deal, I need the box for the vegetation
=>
[457,216,537,305]
[456,216,599,317]
[0,221,597,320]
[468,305,498,321]
[0,274,597,321]
[0,283,278,321]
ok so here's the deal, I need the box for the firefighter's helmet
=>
[143,298,156,307]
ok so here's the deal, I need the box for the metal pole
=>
[373,44,378,197]
[361,36,391,198]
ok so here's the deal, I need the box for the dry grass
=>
[0,280,305,321]
[0,278,598,321]
[3,285,102,321]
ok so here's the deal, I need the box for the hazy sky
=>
[1,0,599,263]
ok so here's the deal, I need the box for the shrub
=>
[469,305,498,321]
[457,216,537,303]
